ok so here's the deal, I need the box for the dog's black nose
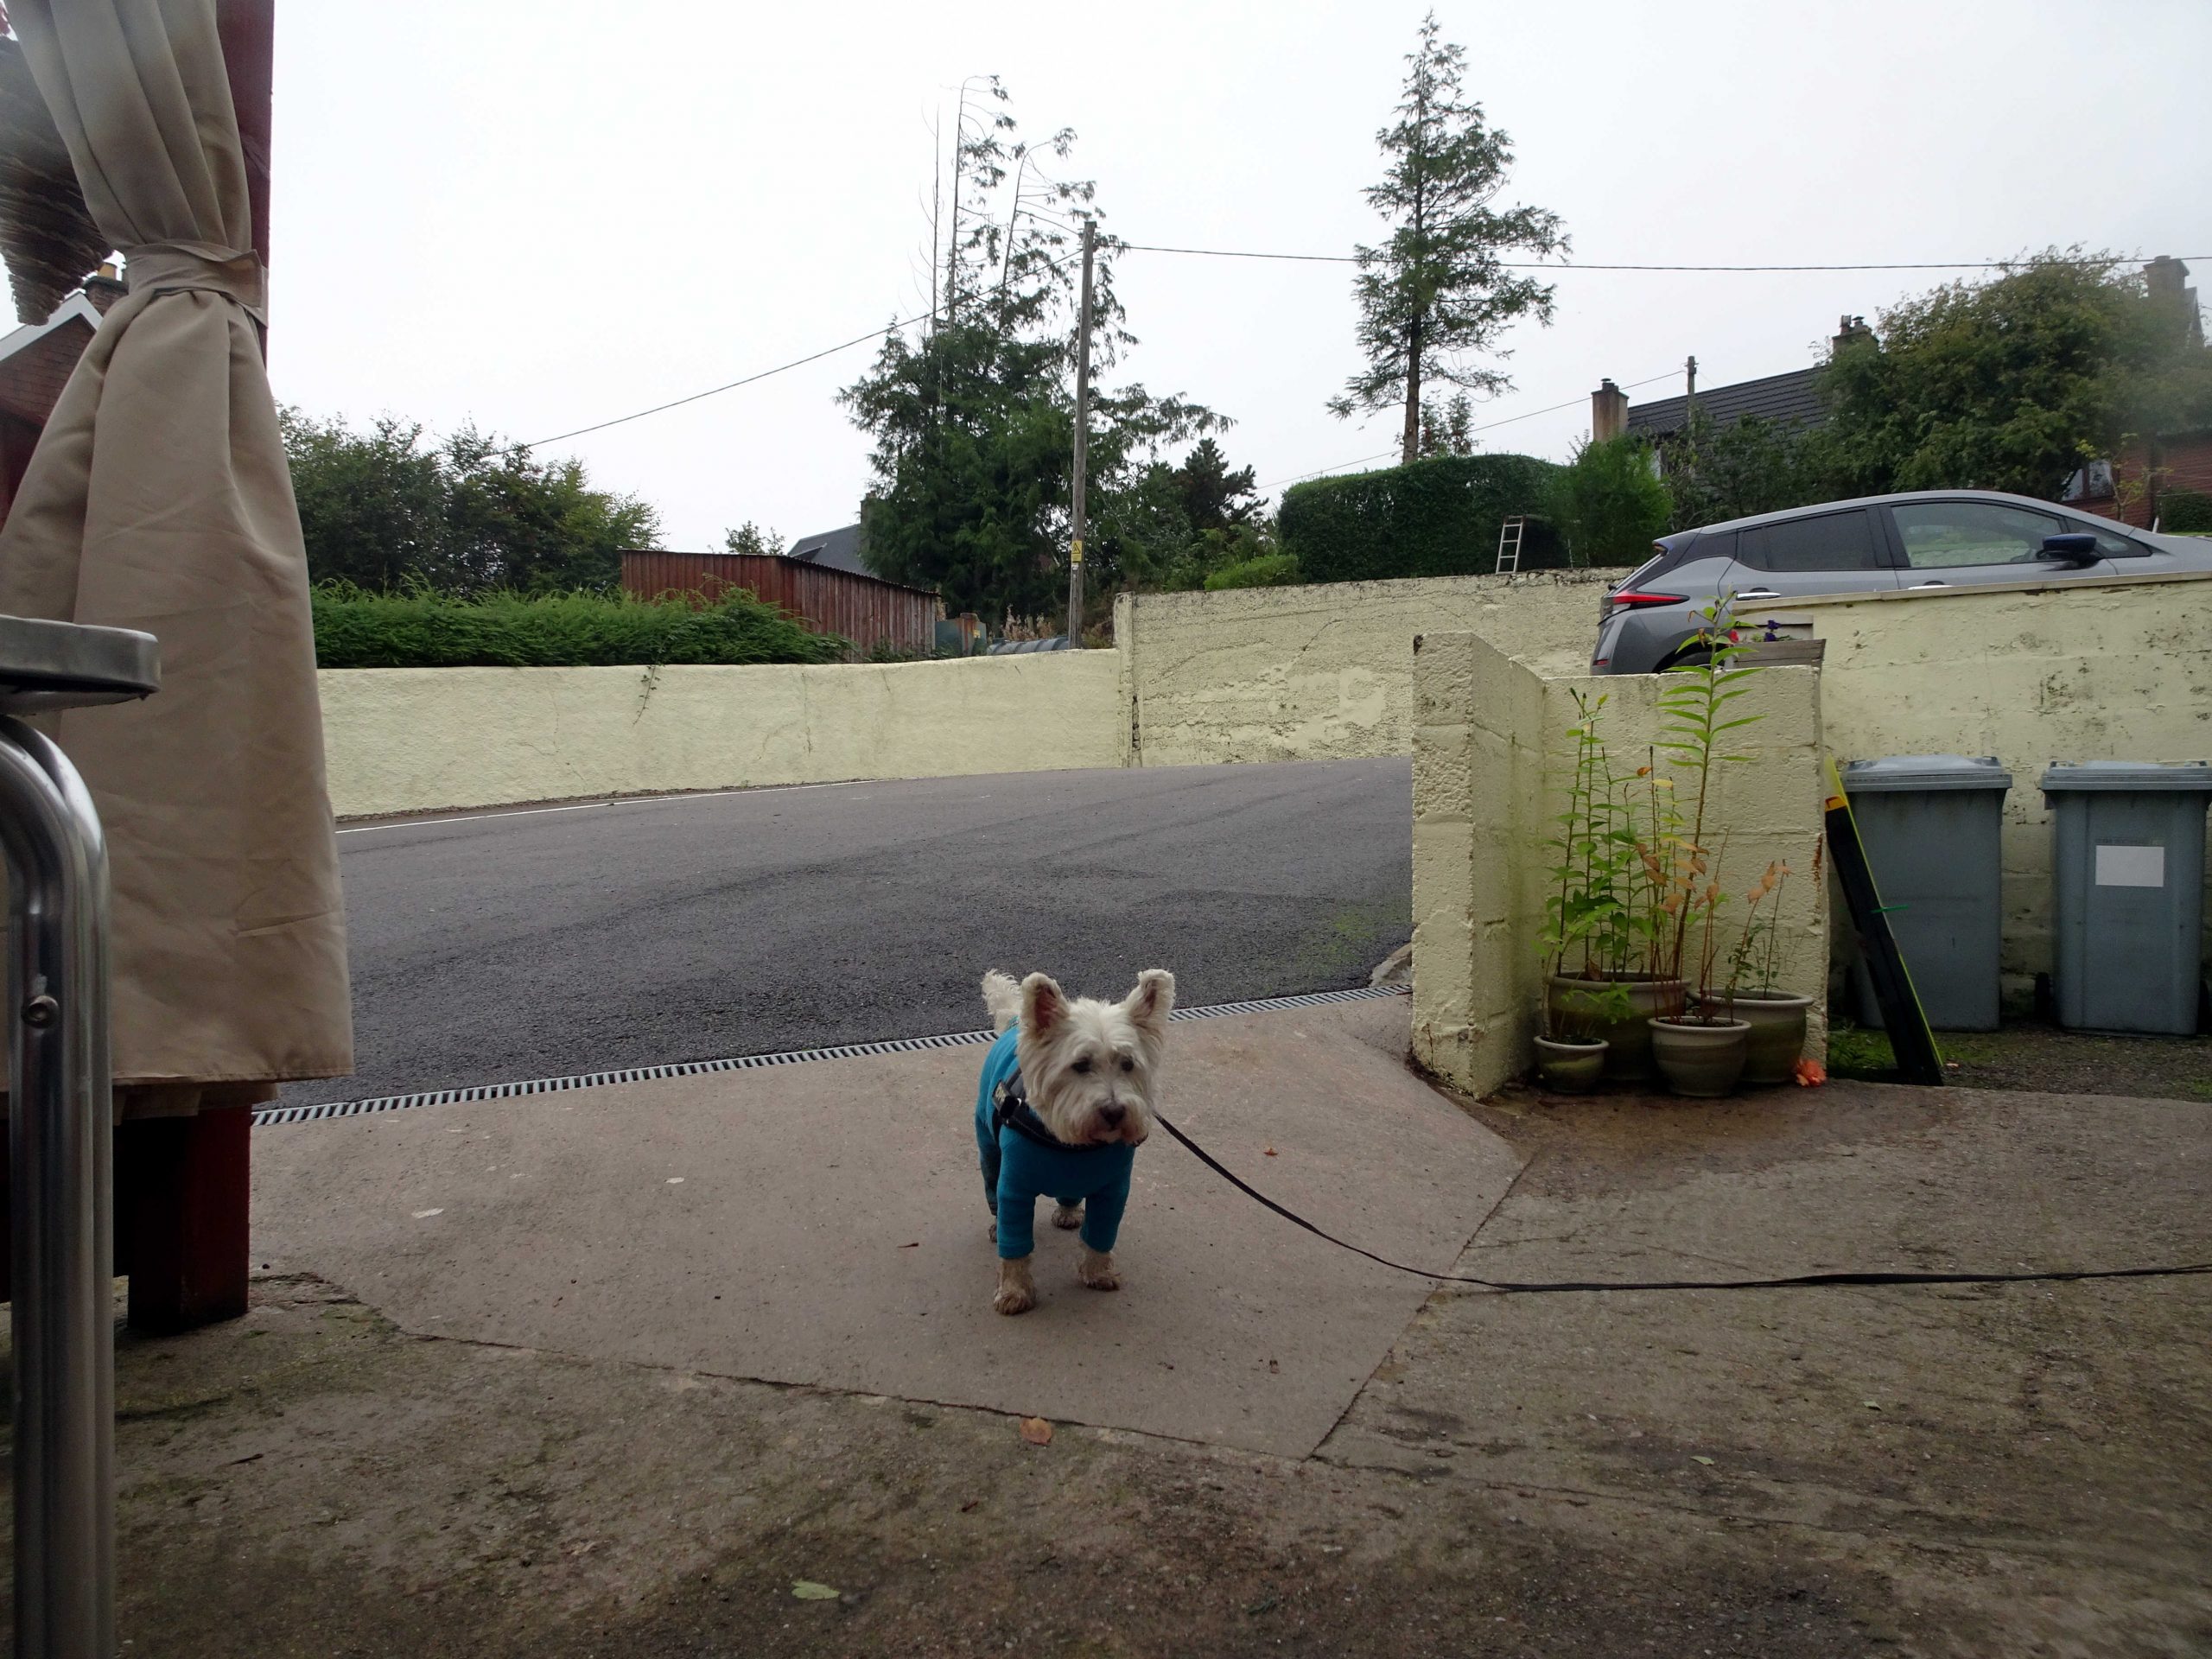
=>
[1099,1102,1127,1127]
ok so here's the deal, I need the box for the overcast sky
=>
[268,0,2211,552]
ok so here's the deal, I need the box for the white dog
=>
[974,969,1174,1315]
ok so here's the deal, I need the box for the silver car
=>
[1592,490,2212,674]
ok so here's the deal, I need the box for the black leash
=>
[1150,1110,2212,1296]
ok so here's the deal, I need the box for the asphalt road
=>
[285,759,1414,1106]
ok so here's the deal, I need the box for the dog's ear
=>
[1020,972,1070,1037]
[1122,969,1175,1035]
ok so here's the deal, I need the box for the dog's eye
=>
[1071,1058,1092,1075]
[1119,1058,1135,1072]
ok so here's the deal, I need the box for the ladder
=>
[1494,515,1525,575]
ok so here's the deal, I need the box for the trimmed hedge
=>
[1278,452,1565,584]
[2158,487,2212,534]
[311,583,846,669]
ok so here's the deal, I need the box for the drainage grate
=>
[252,982,1409,1128]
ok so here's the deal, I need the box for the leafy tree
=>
[1821,251,2212,499]
[282,409,660,594]
[1656,409,1832,531]
[721,522,785,557]
[281,410,448,591]
[1548,435,1671,564]
[1170,436,1261,531]
[1330,12,1567,465]
[1416,391,1477,458]
[841,84,1222,623]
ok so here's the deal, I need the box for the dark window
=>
[1891,501,2063,569]
[1738,510,1881,572]
[2067,520,2144,557]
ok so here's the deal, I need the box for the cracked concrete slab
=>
[251,995,1522,1459]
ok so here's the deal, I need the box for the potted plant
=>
[1698,839,1821,1084]
[1645,601,1758,1098]
[1535,973,1631,1093]
[1541,692,1681,1080]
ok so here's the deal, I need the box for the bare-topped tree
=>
[1330,12,1569,465]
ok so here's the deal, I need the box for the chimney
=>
[1591,378,1628,442]
[1832,315,1873,355]
[84,262,127,315]
[2145,257,2202,348]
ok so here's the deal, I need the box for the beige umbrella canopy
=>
[0,0,350,1105]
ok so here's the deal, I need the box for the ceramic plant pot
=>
[1648,1016,1751,1098]
[1698,990,1813,1085]
[1534,1036,1607,1094]
[1548,976,1686,1081]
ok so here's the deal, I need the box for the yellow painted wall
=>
[1413,635,1828,1101]
[1796,571,2212,993]
[319,651,1127,819]
[1118,571,1612,767]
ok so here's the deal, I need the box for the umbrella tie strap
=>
[121,240,264,320]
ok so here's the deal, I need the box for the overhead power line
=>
[1122,245,2211,273]
[519,243,2209,453]
[519,245,1084,451]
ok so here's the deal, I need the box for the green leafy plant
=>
[1648,599,1764,1023]
[1547,435,1672,566]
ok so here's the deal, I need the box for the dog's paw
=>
[1051,1203,1084,1231]
[1077,1248,1120,1292]
[994,1259,1036,1316]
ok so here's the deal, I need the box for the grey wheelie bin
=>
[1841,755,2012,1031]
[2040,760,2212,1035]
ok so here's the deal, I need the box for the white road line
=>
[337,802,610,835]
[335,779,860,836]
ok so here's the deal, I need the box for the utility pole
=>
[1065,218,1095,647]
[1684,354,1698,421]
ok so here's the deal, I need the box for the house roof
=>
[1626,365,1827,439]
[785,523,870,577]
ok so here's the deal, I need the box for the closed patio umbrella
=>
[0,1,351,1106]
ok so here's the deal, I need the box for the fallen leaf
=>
[1691,1455,1715,1466]
[898,1242,919,1249]
[1793,1058,1827,1087]
[1862,1400,1882,1411]
[959,1498,981,1513]
[1263,1147,1278,1157]
[791,1580,839,1601]
[1019,1416,1053,1446]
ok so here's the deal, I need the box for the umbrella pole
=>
[0,718,114,1659]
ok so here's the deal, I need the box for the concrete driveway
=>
[55,997,2212,1656]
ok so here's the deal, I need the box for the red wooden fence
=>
[620,550,940,660]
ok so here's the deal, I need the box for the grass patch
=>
[312,582,847,669]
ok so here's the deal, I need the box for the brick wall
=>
[2075,433,2212,528]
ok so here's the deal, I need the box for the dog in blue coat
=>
[977,968,1174,1315]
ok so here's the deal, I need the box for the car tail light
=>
[1602,590,1685,619]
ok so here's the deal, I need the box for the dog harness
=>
[974,1027,1136,1262]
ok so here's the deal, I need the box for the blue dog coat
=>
[975,1027,1136,1261]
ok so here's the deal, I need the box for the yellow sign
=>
[1070,538,1084,565]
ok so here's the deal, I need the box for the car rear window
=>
[1738,510,1883,572]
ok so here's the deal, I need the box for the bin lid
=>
[1840,754,2012,792]
[2038,760,2212,794]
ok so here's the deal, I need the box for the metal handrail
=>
[0,615,156,1659]
[0,719,113,1657]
